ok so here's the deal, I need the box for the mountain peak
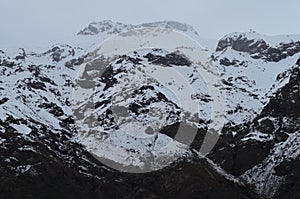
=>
[77,20,199,36]
[77,20,134,35]
[216,31,267,52]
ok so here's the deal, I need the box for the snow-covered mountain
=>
[0,21,299,199]
[210,31,300,198]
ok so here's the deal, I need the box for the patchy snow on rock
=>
[241,131,300,198]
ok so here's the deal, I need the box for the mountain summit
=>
[77,20,199,36]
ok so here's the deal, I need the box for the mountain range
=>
[0,20,299,199]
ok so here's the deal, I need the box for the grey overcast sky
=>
[1,0,300,47]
